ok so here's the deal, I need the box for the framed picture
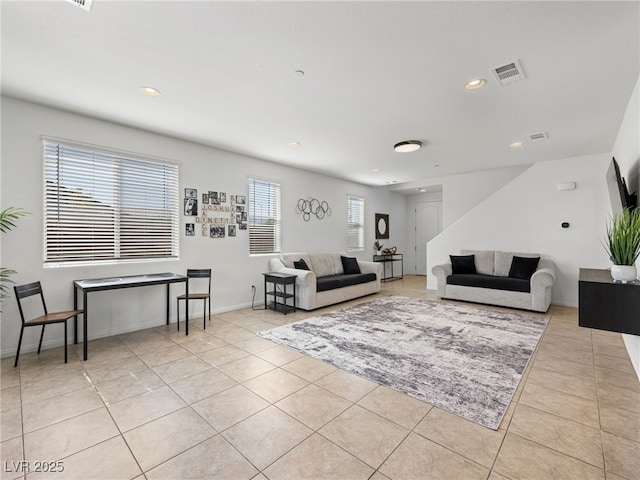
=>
[185,223,195,236]
[239,222,247,230]
[375,213,389,239]
[209,191,220,205]
[184,198,198,216]
[236,195,246,205]
[185,188,197,198]
[202,193,209,204]
[228,224,236,237]
[236,205,244,213]
[220,192,227,203]
[209,225,225,238]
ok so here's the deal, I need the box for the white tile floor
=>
[1,276,638,479]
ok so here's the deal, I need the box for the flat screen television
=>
[608,157,637,212]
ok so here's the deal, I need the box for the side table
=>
[263,272,297,314]
[373,253,404,282]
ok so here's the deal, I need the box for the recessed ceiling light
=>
[288,141,300,147]
[418,188,427,192]
[464,79,487,90]
[372,168,381,173]
[139,86,160,97]
[510,141,524,148]
[394,140,422,153]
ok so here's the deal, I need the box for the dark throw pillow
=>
[341,256,361,274]
[293,258,310,270]
[508,256,540,280]
[450,255,477,275]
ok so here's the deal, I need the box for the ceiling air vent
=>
[65,0,93,11]
[492,59,526,86]
[528,132,548,141]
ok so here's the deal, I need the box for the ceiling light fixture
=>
[510,141,524,148]
[372,168,381,173]
[288,141,301,147]
[394,140,422,153]
[464,79,487,90]
[139,86,160,97]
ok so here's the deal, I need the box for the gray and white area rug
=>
[258,296,548,430]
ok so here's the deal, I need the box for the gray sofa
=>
[431,249,556,312]
[268,252,382,310]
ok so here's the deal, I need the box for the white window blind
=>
[43,139,179,265]
[347,195,365,251]
[248,177,281,254]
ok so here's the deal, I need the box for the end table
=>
[263,272,297,314]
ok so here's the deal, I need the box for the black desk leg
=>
[73,285,78,345]
[264,277,267,310]
[166,283,170,325]
[185,278,189,336]
[83,290,88,361]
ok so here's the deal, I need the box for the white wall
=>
[612,75,640,380]
[0,97,407,357]
[393,165,528,229]
[425,153,612,307]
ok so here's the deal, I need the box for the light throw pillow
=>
[309,253,344,277]
[450,255,477,275]
[460,249,494,276]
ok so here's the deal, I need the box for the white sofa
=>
[431,249,556,312]
[268,252,383,310]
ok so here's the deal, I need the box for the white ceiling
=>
[2,1,638,187]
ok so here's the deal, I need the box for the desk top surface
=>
[579,268,640,286]
[74,272,187,290]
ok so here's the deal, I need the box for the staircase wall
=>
[426,153,612,307]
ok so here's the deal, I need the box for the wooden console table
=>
[373,253,403,282]
[578,268,640,335]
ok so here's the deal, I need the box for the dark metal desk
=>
[73,273,188,361]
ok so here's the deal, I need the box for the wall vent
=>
[528,132,548,141]
[65,0,93,11]
[492,59,526,86]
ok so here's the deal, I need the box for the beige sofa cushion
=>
[460,249,494,276]
[280,252,313,269]
[308,252,344,277]
[494,251,541,277]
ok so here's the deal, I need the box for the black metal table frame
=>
[373,253,404,282]
[263,272,297,314]
[73,273,188,361]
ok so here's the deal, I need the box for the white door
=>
[415,201,442,275]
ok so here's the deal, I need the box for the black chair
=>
[176,269,211,331]
[13,281,83,368]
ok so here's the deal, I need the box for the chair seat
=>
[24,309,83,326]
[177,293,210,300]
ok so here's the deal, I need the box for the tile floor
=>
[1,276,639,480]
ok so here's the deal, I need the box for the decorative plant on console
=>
[603,207,640,283]
[1,207,29,300]
[374,240,383,255]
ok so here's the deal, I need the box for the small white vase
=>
[611,265,638,283]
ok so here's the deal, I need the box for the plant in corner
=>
[603,207,640,283]
[1,207,29,300]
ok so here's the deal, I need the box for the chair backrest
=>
[187,269,211,294]
[14,281,48,323]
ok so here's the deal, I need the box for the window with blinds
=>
[43,139,179,265]
[248,177,281,254]
[347,195,365,251]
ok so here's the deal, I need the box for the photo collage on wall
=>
[183,188,247,238]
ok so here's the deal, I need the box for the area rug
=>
[258,296,548,430]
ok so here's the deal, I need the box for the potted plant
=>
[1,207,29,300]
[603,208,640,283]
[374,240,383,256]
